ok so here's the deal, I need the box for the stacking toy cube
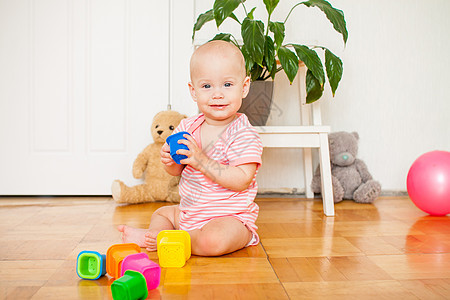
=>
[166,131,191,164]
[106,243,141,278]
[111,270,148,300]
[76,251,106,280]
[157,230,191,268]
[121,252,161,290]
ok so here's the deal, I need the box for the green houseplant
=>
[192,0,348,106]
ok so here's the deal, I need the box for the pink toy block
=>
[120,252,161,290]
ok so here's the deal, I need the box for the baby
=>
[118,40,263,256]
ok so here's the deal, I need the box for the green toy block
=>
[111,270,148,300]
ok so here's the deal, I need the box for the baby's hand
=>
[160,142,175,166]
[177,134,209,169]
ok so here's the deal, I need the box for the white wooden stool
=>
[256,64,334,216]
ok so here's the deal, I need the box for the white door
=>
[0,0,195,195]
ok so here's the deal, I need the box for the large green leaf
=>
[306,69,324,103]
[268,60,278,79]
[278,46,299,84]
[263,0,280,15]
[228,13,241,25]
[302,0,348,44]
[268,21,285,49]
[247,7,257,20]
[292,44,325,86]
[325,49,343,96]
[250,63,264,81]
[211,33,232,42]
[241,44,254,75]
[192,9,214,40]
[241,18,265,65]
[213,0,241,28]
[264,35,276,72]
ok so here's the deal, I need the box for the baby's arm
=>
[202,162,257,192]
[160,142,185,176]
[177,134,257,191]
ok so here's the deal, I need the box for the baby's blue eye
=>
[203,84,211,89]
[224,83,232,87]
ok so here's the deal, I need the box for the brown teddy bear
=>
[112,110,187,204]
[311,131,381,203]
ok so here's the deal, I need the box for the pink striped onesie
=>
[173,113,263,246]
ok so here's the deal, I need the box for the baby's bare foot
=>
[144,231,159,252]
[117,225,151,248]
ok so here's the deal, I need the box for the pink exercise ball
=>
[407,150,450,216]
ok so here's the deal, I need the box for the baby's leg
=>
[189,217,252,256]
[118,205,179,251]
[117,225,148,247]
[144,205,179,251]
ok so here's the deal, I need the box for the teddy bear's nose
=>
[157,130,163,135]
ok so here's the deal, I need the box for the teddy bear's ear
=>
[351,132,359,140]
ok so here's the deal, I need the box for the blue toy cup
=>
[166,131,190,164]
[76,251,107,280]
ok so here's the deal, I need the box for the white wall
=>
[1,0,448,195]
[321,0,450,192]
[0,0,196,195]
[193,0,450,194]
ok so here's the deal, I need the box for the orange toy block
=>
[106,243,141,278]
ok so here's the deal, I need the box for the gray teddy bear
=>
[311,131,381,203]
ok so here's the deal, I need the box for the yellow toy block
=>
[157,230,191,268]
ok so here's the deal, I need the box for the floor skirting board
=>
[257,188,408,198]
[0,190,409,198]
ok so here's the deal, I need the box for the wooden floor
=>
[1,196,450,299]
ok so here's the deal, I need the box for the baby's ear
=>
[242,76,251,97]
[188,82,197,101]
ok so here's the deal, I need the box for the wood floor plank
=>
[161,257,279,285]
[1,286,40,300]
[0,260,64,285]
[326,256,393,281]
[160,283,289,300]
[399,279,450,299]
[283,280,418,299]
[0,239,80,260]
[0,206,42,228]
[257,208,322,223]
[368,253,450,280]
[270,257,347,282]
[0,224,94,242]
[257,221,337,239]
[262,237,362,258]
[1,196,449,299]
[31,286,113,300]
[332,220,421,237]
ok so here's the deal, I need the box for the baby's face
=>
[189,44,250,126]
